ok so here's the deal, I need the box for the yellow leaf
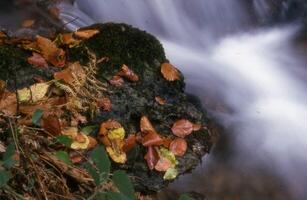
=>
[107,127,125,140]
[17,82,50,103]
[106,146,127,164]
[71,134,90,150]
[163,167,178,180]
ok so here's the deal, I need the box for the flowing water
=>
[58,1,307,199]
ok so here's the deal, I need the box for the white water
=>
[59,1,307,199]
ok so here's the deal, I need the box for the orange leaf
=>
[169,138,187,156]
[0,92,17,116]
[161,138,172,148]
[123,134,136,152]
[75,134,87,143]
[193,123,202,131]
[171,119,195,138]
[36,35,66,67]
[54,62,85,85]
[155,157,172,172]
[140,116,156,134]
[155,96,166,105]
[22,19,35,28]
[88,136,98,149]
[41,115,61,136]
[99,119,122,136]
[118,64,139,82]
[160,63,180,81]
[109,75,124,87]
[27,52,48,68]
[70,153,83,164]
[97,97,112,111]
[141,132,163,147]
[74,29,100,39]
[100,136,112,146]
[144,146,159,170]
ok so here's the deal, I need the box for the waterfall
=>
[58,1,307,199]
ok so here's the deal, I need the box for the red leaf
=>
[141,132,163,147]
[171,119,194,138]
[169,138,187,156]
[144,146,159,170]
[123,134,136,153]
[41,115,61,135]
[27,52,48,68]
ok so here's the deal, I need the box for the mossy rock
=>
[0,23,212,193]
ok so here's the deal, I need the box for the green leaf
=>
[0,170,11,187]
[3,144,16,168]
[55,151,71,165]
[96,192,106,200]
[84,163,100,185]
[56,135,73,147]
[81,125,98,135]
[91,146,110,181]
[112,170,135,200]
[32,109,43,126]
[163,167,178,180]
[179,194,195,200]
[107,191,130,200]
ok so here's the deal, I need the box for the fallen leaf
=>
[107,128,125,140]
[36,35,66,67]
[123,134,136,152]
[155,157,172,172]
[74,29,100,39]
[70,153,83,164]
[163,167,178,180]
[161,63,180,81]
[75,133,87,143]
[144,146,159,170]
[155,96,166,105]
[109,75,124,87]
[161,138,172,148]
[141,132,163,147]
[140,116,156,134]
[88,136,98,149]
[99,119,122,136]
[169,138,187,156]
[71,134,90,150]
[27,52,48,68]
[54,62,85,85]
[171,119,195,138]
[0,31,7,38]
[22,19,35,28]
[106,146,126,164]
[193,123,202,131]
[97,97,112,111]
[62,127,78,138]
[17,82,50,103]
[0,92,17,115]
[159,147,178,167]
[100,136,112,147]
[118,64,139,82]
[61,33,81,47]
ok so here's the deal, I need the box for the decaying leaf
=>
[155,96,166,105]
[27,52,48,68]
[97,97,112,111]
[159,147,178,167]
[70,153,83,164]
[36,35,66,67]
[169,138,187,156]
[109,75,124,87]
[144,146,159,170]
[106,146,126,164]
[118,64,139,82]
[107,128,125,140]
[140,116,156,134]
[22,19,35,28]
[74,29,100,39]
[163,167,178,180]
[88,136,98,149]
[193,123,202,131]
[123,134,136,152]
[54,62,85,86]
[99,119,122,136]
[161,63,180,81]
[71,133,90,150]
[141,132,163,147]
[171,119,197,138]
[154,157,172,172]
[60,33,81,47]
[0,91,17,115]
[17,82,50,103]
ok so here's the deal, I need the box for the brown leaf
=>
[160,63,180,81]
[154,157,172,172]
[193,123,202,131]
[99,119,122,136]
[109,75,124,87]
[41,115,61,135]
[144,146,159,170]
[88,136,98,149]
[155,96,166,105]
[54,62,85,85]
[97,97,112,111]
[140,116,156,134]
[169,138,187,156]
[118,64,139,82]
[100,136,112,146]
[0,91,17,115]
[27,52,48,68]
[123,134,136,152]
[141,132,163,147]
[74,29,100,39]
[0,31,7,38]
[171,119,195,138]
[70,153,83,164]
[22,19,35,28]
[75,134,87,143]
[161,138,172,148]
[36,35,66,67]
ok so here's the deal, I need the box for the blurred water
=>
[59,0,307,199]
